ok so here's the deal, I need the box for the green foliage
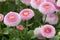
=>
[49,36,60,40]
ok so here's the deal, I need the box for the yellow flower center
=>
[36,0,40,2]
[46,29,50,33]
[10,15,15,19]
[45,28,51,33]
[23,12,29,16]
[44,4,50,9]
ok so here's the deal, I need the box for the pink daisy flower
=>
[30,0,45,9]
[19,9,34,20]
[0,14,4,22]
[4,12,21,26]
[20,0,31,5]
[34,27,45,39]
[40,24,56,38]
[46,13,58,24]
[39,2,56,14]
[43,13,58,24]
[17,25,24,30]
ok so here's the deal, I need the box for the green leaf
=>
[3,28,13,35]
[26,30,36,40]
[10,37,20,40]
[49,36,60,40]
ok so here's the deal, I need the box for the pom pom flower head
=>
[40,24,56,38]
[4,12,21,26]
[19,9,34,20]
[30,0,45,9]
[20,0,31,5]
[39,2,56,14]
[46,13,58,24]
[34,27,45,39]
[42,13,58,24]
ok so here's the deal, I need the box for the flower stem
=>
[43,15,47,24]
[26,20,28,27]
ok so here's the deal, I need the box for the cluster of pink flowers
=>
[20,0,60,11]
[3,9,34,27]
[34,24,56,39]
[20,0,60,25]
[0,8,34,31]
[0,0,60,39]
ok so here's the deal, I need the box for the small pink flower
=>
[19,9,34,20]
[39,2,56,14]
[34,27,45,39]
[42,13,58,24]
[20,0,31,5]
[0,14,4,22]
[17,25,24,30]
[30,0,45,9]
[40,24,56,38]
[4,12,21,26]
